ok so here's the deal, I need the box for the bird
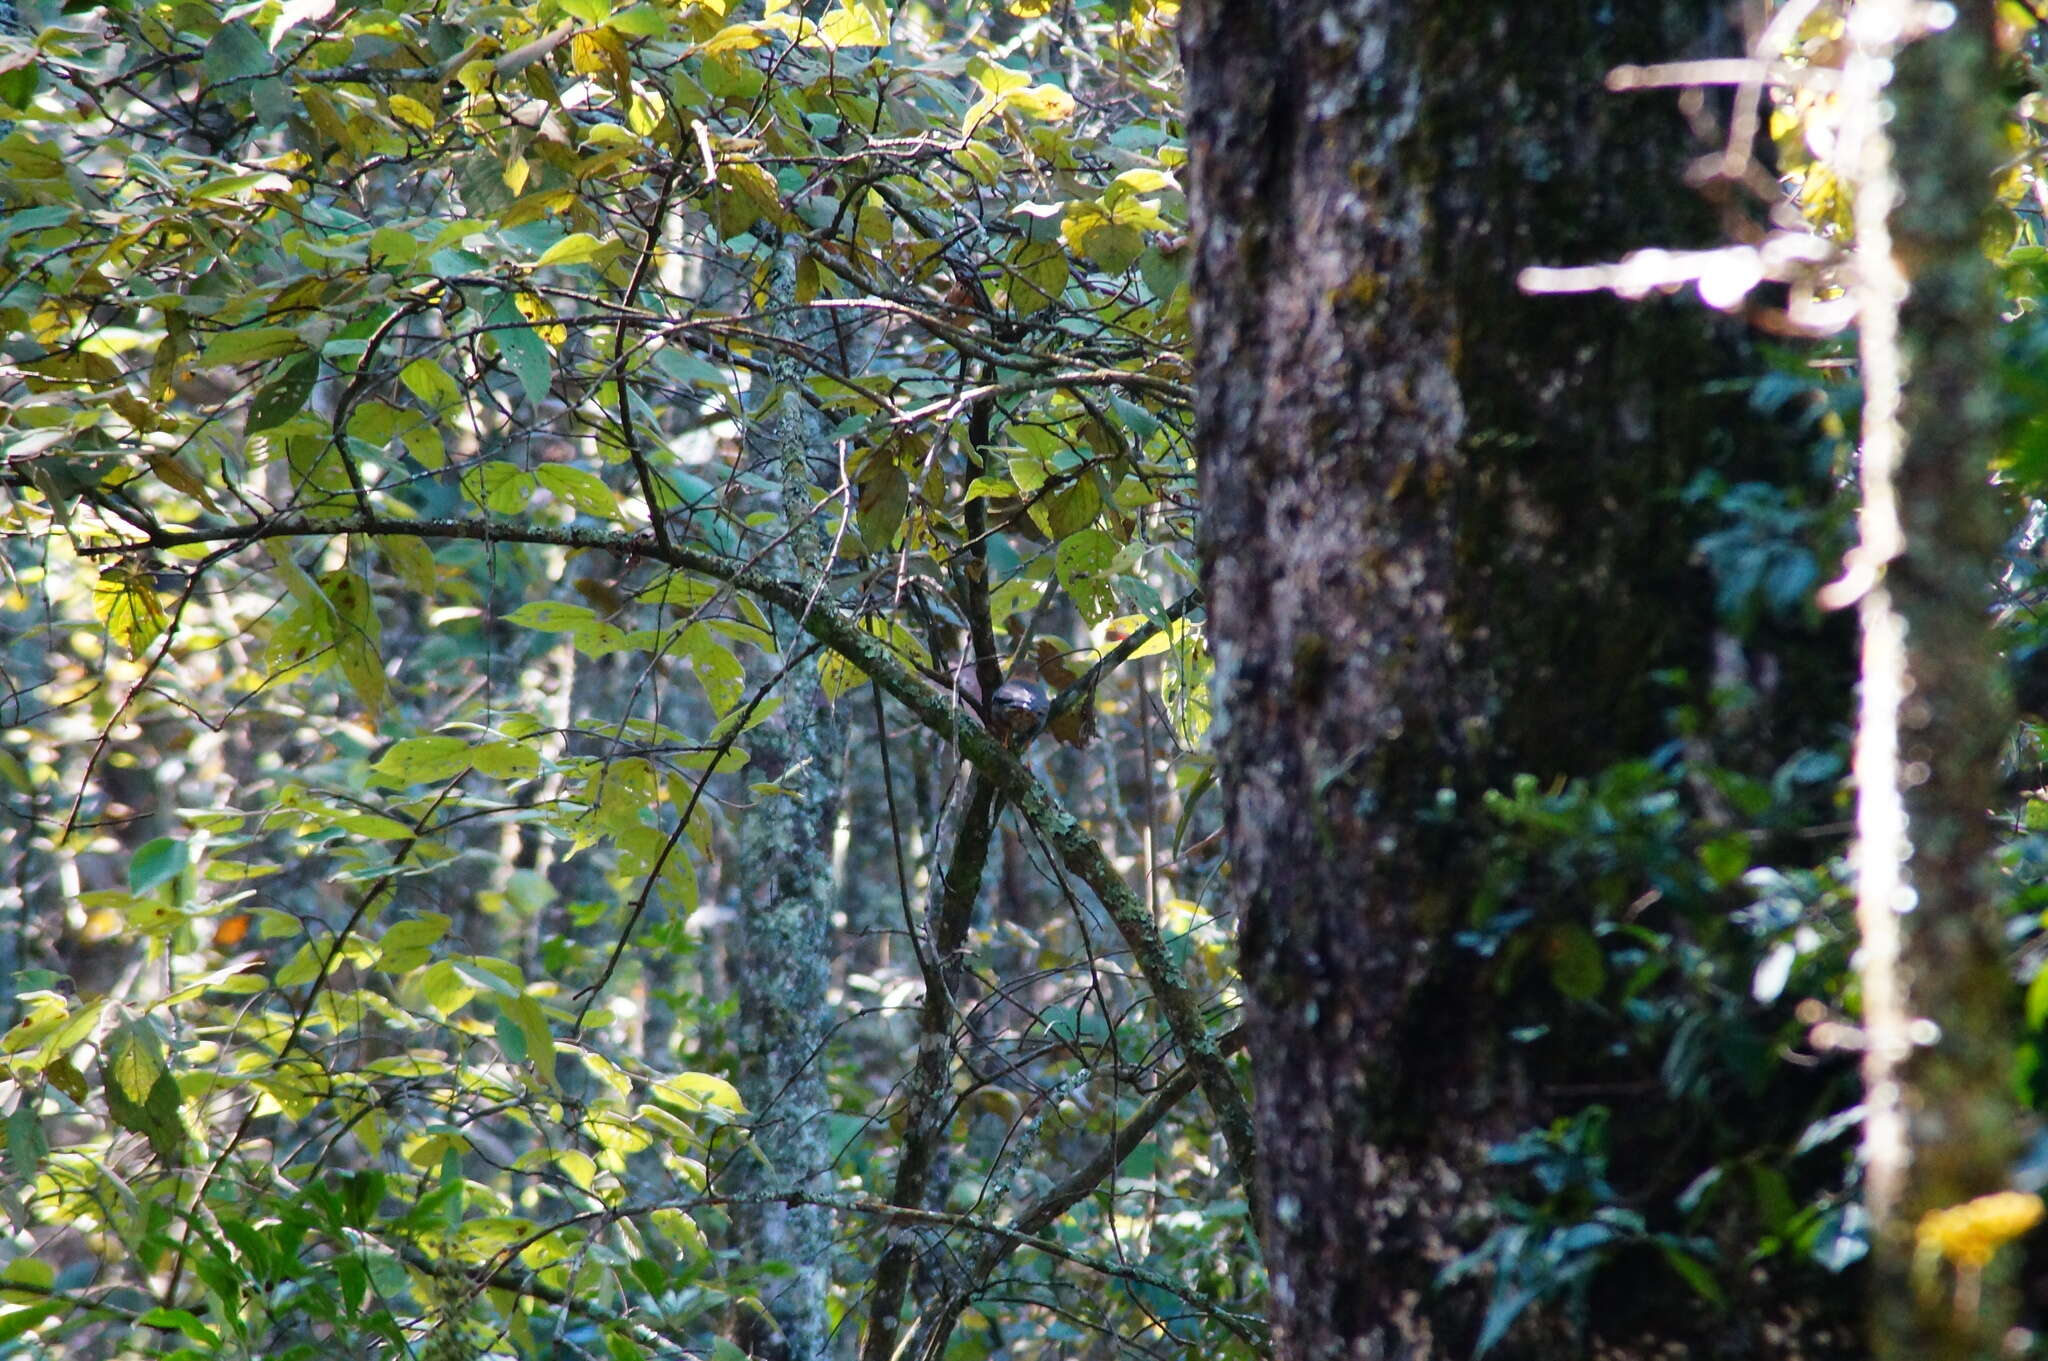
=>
[989,678,1049,746]
[930,657,1049,749]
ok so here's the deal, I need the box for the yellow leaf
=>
[146,452,221,512]
[698,22,767,54]
[536,232,606,268]
[1005,83,1076,122]
[966,56,1030,96]
[387,93,436,131]
[93,567,169,657]
[570,28,631,94]
[514,291,568,344]
[656,1071,747,1114]
[813,0,886,47]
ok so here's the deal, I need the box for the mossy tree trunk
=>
[1843,5,2020,1358]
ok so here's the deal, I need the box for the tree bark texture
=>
[1184,3,1841,1358]
[731,250,845,1361]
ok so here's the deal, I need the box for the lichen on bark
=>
[730,246,844,1361]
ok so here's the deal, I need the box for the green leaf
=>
[536,465,618,516]
[0,1257,54,1292]
[462,462,538,514]
[967,55,1029,96]
[0,204,74,249]
[1658,1244,1726,1307]
[379,913,450,972]
[369,736,472,787]
[494,1010,527,1064]
[1106,168,1175,199]
[202,20,271,84]
[1055,529,1120,621]
[399,357,462,412]
[266,598,335,682]
[657,1071,746,1115]
[128,837,188,894]
[471,740,539,781]
[2027,965,2048,1031]
[376,534,438,596]
[134,1308,220,1347]
[403,420,446,470]
[419,959,478,1017]
[1698,832,1750,887]
[1009,454,1048,494]
[0,1300,63,1344]
[855,461,908,547]
[198,327,306,367]
[246,353,319,433]
[369,226,420,265]
[1473,1284,1538,1358]
[100,1020,184,1164]
[454,959,521,998]
[700,51,766,100]
[681,627,745,714]
[388,93,436,130]
[1044,476,1102,539]
[192,170,293,201]
[1005,83,1076,121]
[489,291,554,406]
[1006,237,1068,314]
[0,62,40,112]
[607,4,669,36]
[503,994,557,1086]
[815,0,887,47]
[1547,925,1605,1002]
[318,570,384,717]
[1077,222,1143,273]
[4,1104,48,1181]
[506,601,598,632]
[1138,243,1187,302]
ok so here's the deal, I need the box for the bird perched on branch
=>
[932,657,1049,749]
[989,678,1049,748]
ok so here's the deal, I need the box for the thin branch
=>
[1605,57,1841,92]
[1047,590,1204,729]
[609,161,687,553]
[905,1027,1260,1361]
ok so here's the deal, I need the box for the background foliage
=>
[0,1,1252,1357]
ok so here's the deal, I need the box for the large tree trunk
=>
[1183,4,1840,1357]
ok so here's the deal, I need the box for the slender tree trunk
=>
[1183,3,1840,1357]
[1836,4,2021,1357]
[732,247,844,1361]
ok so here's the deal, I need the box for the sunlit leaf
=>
[92,567,168,656]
